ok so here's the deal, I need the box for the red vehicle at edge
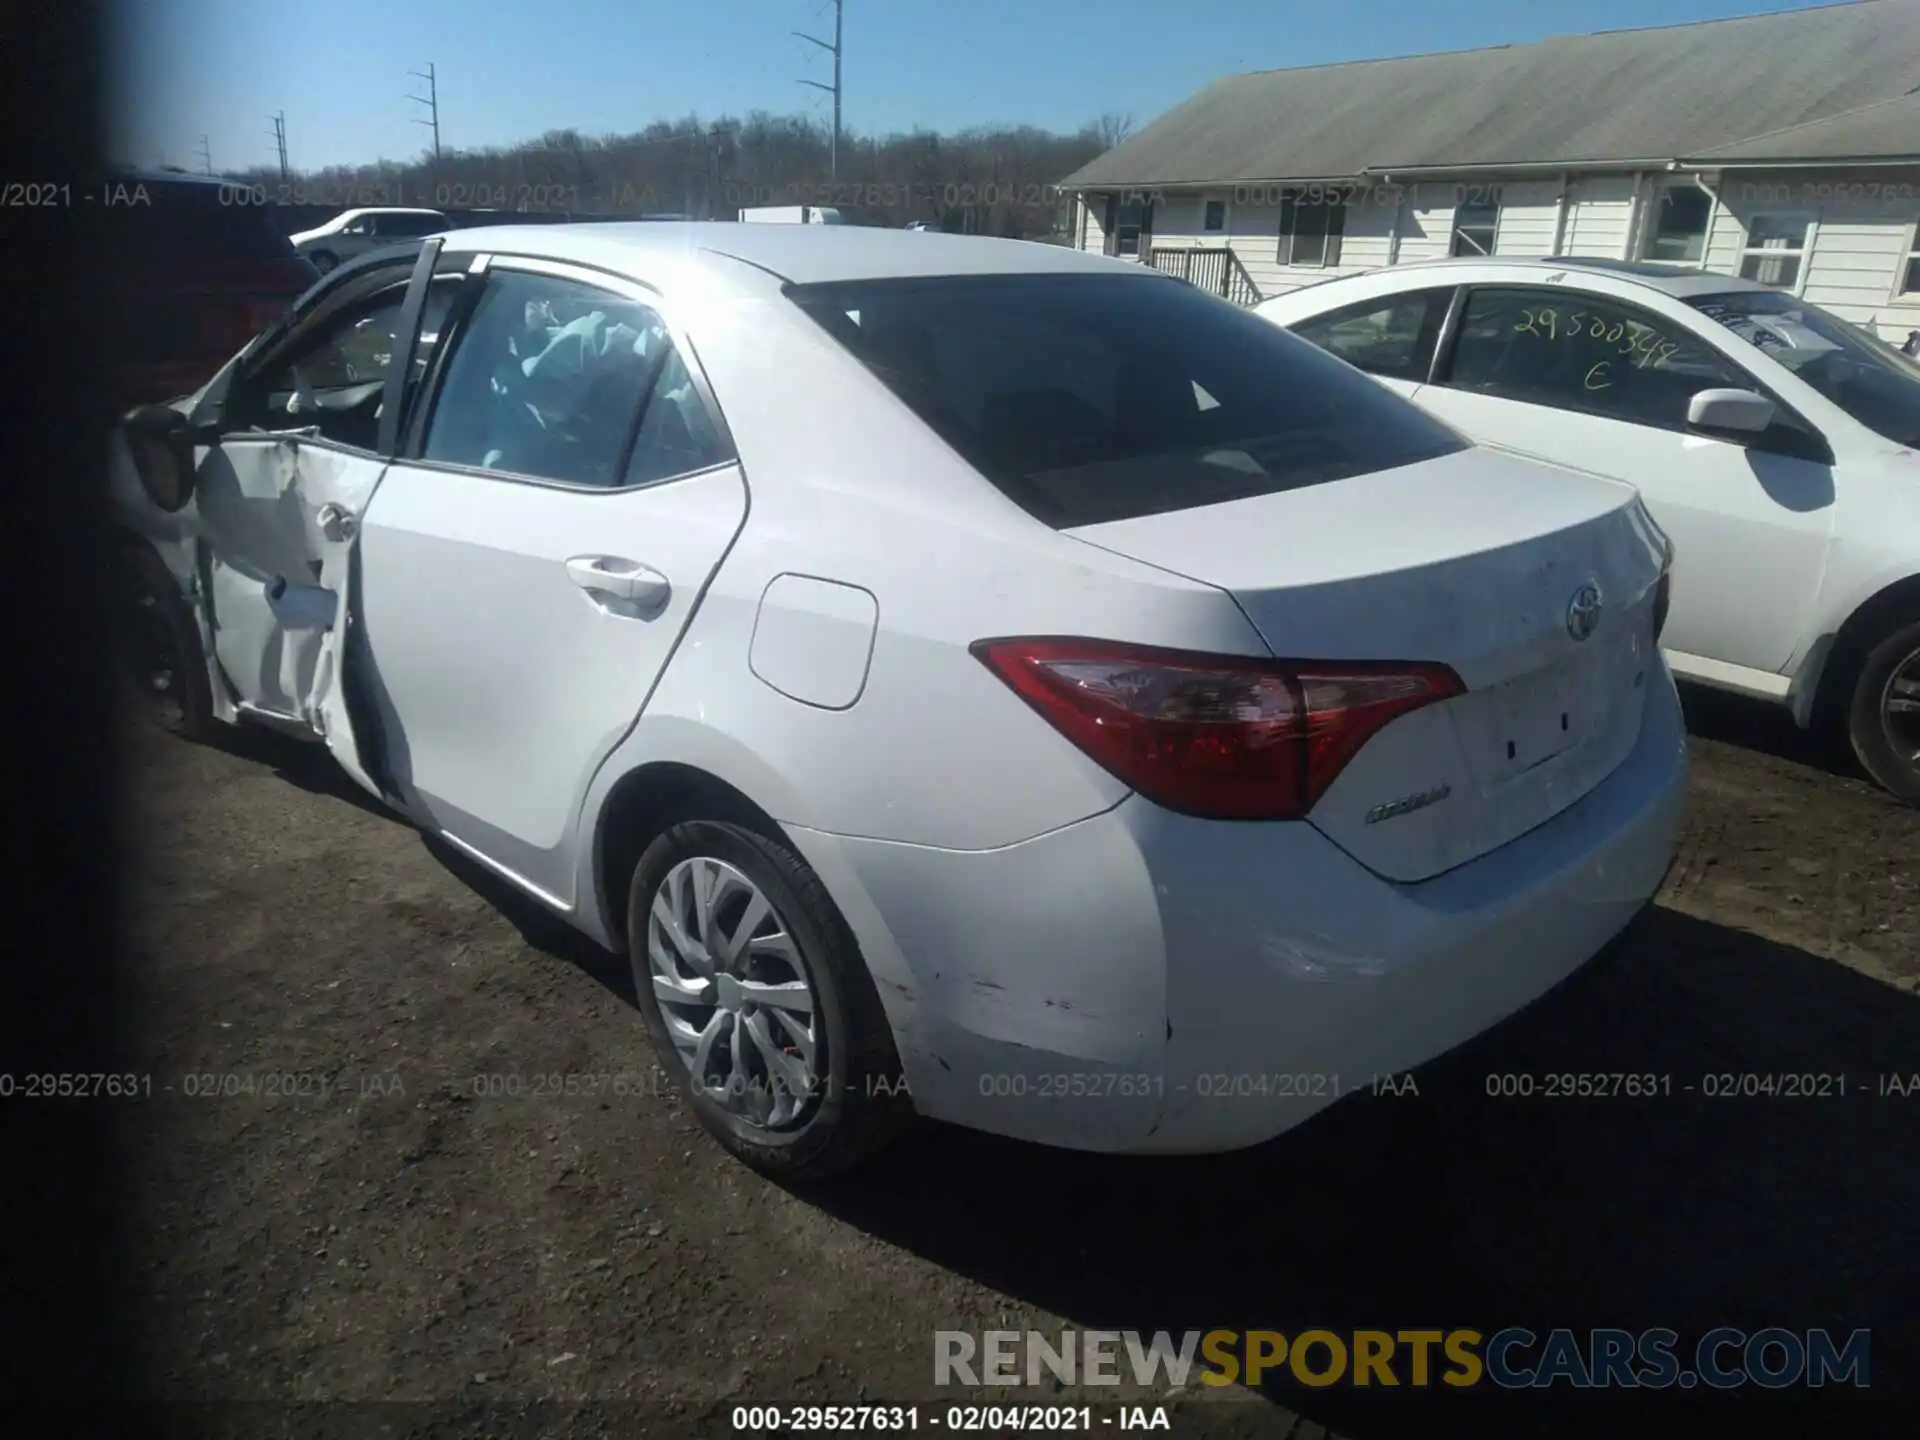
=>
[101,169,320,412]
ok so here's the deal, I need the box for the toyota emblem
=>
[1566,583,1604,642]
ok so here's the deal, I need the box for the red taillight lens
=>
[1653,568,1672,641]
[971,637,1464,821]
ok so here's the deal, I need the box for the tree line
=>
[226,112,1137,239]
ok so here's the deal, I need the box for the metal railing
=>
[1145,246,1263,307]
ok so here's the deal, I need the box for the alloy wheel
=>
[646,856,825,1131]
[1883,645,1920,768]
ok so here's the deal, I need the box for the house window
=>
[1642,185,1712,263]
[1901,224,1919,296]
[1203,199,1226,233]
[1450,196,1500,257]
[1738,214,1811,290]
[1277,189,1345,267]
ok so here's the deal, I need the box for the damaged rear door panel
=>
[335,254,751,905]
[116,237,750,915]
[129,241,463,800]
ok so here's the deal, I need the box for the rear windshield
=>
[786,273,1467,527]
[104,179,301,268]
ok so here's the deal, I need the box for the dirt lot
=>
[115,686,1920,1438]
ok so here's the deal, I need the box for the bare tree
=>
[229,105,1110,238]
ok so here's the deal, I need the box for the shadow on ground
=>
[422,834,638,1005]
[198,720,639,1002]
[1676,680,1861,782]
[798,908,1920,1437]
[201,721,397,822]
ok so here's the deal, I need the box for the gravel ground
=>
[114,685,1920,1439]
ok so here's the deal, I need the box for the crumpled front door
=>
[193,431,389,797]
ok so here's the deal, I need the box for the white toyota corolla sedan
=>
[1257,258,1920,803]
[111,225,1685,1177]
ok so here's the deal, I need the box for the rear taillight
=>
[1653,566,1672,641]
[971,637,1464,821]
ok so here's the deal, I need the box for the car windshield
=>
[1688,290,1920,448]
[786,273,1468,528]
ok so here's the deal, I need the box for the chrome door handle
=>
[317,503,357,542]
[565,555,671,608]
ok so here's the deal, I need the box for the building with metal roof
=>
[1059,0,1920,341]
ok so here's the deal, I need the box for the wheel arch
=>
[587,757,794,955]
[1802,570,1920,730]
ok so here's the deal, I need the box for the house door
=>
[1105,193,1154,260]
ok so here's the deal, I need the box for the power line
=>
[793,0,842,181]
[195,135,213,176]
[408,62,441,161]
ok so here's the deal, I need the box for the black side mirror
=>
[123,404,216,513]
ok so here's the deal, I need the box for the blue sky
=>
[114,0,1825,174]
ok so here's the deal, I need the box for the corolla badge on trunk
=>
[1566,582,1604,642]
[1364,782,1452,825]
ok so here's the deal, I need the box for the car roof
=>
[434,221,1145,288]
[1318,254,1770,300]
[335,206,448,219]
[111,167,229,190]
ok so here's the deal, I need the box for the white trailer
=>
[737,205,845,225]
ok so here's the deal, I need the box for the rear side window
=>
[1289,288,1453,381]
[786,273,1467,528]
[420,269,730,488]
[375,212,447,238]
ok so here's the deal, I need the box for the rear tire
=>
[1845,618,1920,804]
[626,820,912,1180]
[114,543,214,743]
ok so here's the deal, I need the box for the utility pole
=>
[195,134,213,176]
[408,63,441,160]
[794,0,842,182]
[268,112,289,179]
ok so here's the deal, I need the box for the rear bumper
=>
[787,665,1688,1154]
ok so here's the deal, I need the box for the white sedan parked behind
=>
[110,226,1685,1178]
[289,207,451,273]
[1258,258,1920,802]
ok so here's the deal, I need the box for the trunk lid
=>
[1065,447,1670,881]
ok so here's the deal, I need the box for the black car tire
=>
[627,820,913,1180]
[115,542,214,743]
[1846,617,1920,804]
